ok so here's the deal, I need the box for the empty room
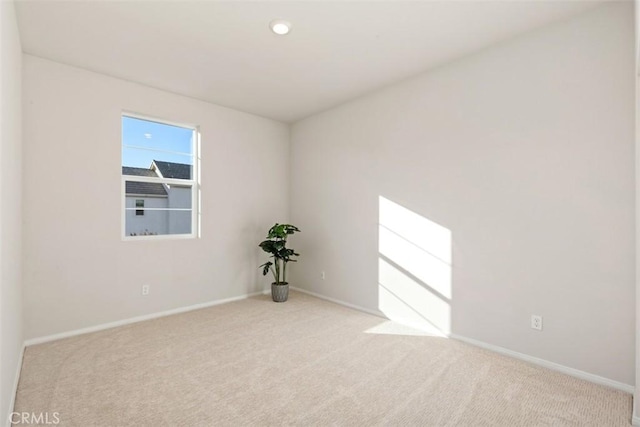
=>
[1,0,638,425]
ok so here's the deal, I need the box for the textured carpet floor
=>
[15,291,631,426]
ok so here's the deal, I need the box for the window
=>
[121,114,199,239]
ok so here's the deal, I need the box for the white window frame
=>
[121,112,201,241]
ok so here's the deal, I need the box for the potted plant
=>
[259,223,300,302]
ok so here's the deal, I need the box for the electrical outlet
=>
[321,271,325,280]
[531,315,542,331]
[141,285,150,296]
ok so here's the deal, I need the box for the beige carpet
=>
[15,291,631,426]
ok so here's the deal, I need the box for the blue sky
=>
[121,116,193,169]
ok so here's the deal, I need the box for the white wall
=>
[0,0,23,423]
[634,1,640,421]
[635,72,640,424]
[291,3,635,386]
[22,55,290,339]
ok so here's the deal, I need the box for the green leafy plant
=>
[259,223,300,285]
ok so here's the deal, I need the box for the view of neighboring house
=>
[123,160,192,236]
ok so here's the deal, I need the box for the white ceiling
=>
[16,1,603,123]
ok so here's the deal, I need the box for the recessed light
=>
[144,133,152,139]
[270,20,291,36]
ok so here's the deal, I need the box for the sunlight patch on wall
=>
[379,196,451,263]
[379,225,451,299]
[378,196,452,335]
[379,258,451,334]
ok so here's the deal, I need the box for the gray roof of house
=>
[122,167,167,196]
[153,160,192,180]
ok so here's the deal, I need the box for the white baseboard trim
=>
[24,291,266,347]
[290,286,386,318]
[20,286,635,399]
[6,343,25,427]
[450,333,634,394]
[291,287,634,395]
[632,406,640,426]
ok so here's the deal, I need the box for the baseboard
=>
[290,286,386,318]
[6,343,25,427]
[632,406,640,426]
[291,287,634,395]
[24,290,266,347]
[21,286,636,398]
[450,333,634,394]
